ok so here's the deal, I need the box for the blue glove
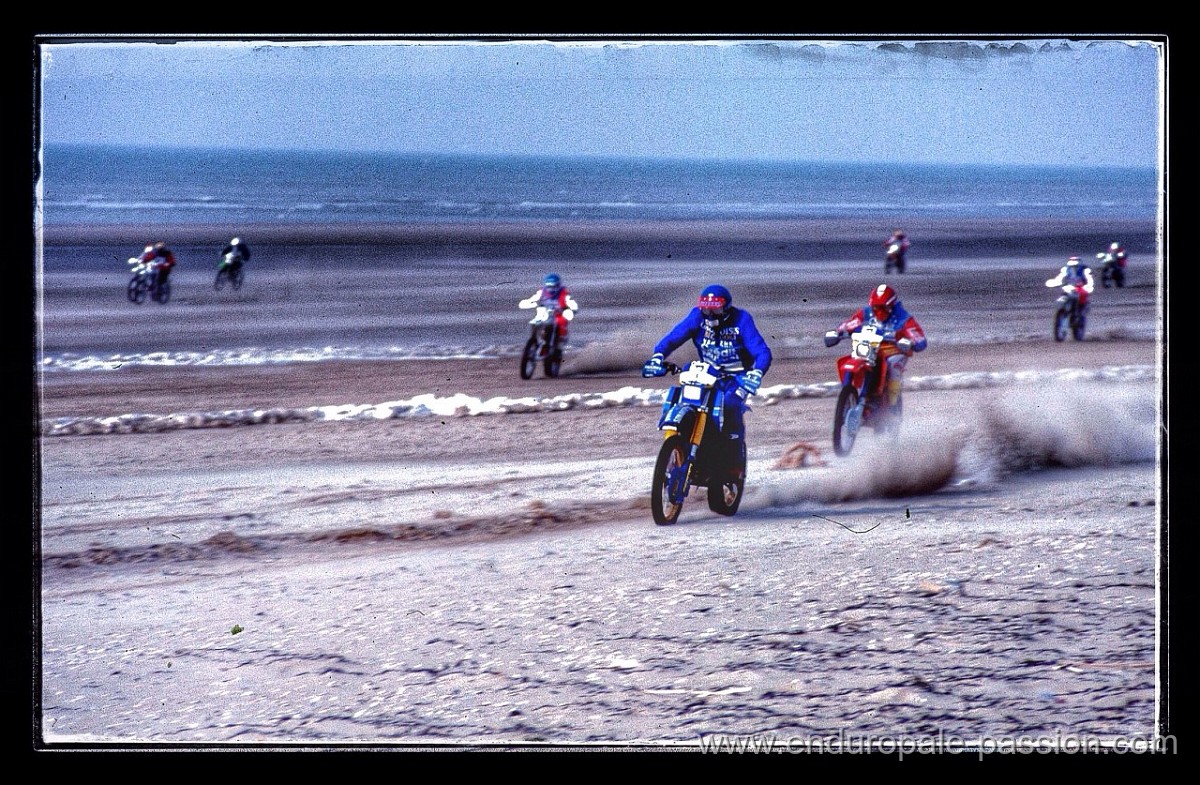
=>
[642,353,666,377]
[738,368,764,396]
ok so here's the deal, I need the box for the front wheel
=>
[519,335,538,380]
[651,434,689,526]
[832,384,861,457]
[1053,307,1069,342]
[127,276,147,304]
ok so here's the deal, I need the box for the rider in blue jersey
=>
[642,285,772,462]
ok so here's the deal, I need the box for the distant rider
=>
[884,229,911,272]
[137,242,177,288]
[1106,241,1127,267]
[834,283,927,411]
[518,273,579,347]
[642,285,773,475]
[1046,255,1095,325]
[220,237,250,272]
[1096,241,1127,282]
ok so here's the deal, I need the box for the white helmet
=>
[230,237,241,246]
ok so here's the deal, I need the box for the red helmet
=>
[869,283,898,322]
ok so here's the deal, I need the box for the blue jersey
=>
[654,307,773,374]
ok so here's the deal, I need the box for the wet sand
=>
[34,217,1168,749]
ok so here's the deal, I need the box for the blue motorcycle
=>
[647,361,747,525]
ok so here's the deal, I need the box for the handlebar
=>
[662,361,743,378]
[825,329,912,353]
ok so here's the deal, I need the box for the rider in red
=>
[518,273,579,345]
[835,283,927,409]
[137,242,177,287]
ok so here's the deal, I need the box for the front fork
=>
[662,410,708,504]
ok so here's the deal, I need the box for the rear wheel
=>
[1072,310,1086,341]
[878,393,903,437]
[707,439,745,516]
[832,385,860,457]
[651,434,689,526]
[214,268,228,290]
[230,265,245,290]
[153,278,171,304]
[519,336,538,379]
[544,347,562,378]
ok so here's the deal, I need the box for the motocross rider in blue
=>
[642,285,772,472]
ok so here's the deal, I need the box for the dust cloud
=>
[749,380,1156,508]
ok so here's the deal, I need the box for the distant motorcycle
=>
[126,257,170,305]
[1096,251,1127,289]
[518,305,570,379]
[214,251,246,291]
[645,360,747,525]
[1051,284,1087,342]
[885,242,906,274]
[824,325,909,456]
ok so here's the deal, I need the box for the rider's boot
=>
[886,378,902,409]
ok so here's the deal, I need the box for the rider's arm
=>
[564,293,579,311]
[653,309,703,357]
[1082,268,1096,293]
[836,310,865,336]
[736,311,773,374]
[1045,269,1067,287]
[518,290,541,309]
[897,317,928,353]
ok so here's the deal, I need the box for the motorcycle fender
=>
[659,403,696,436]
[837,356,870,390]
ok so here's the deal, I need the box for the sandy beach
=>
[34,218,1167,750]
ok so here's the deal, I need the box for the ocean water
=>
[40,144,1158,227]
[36,145,1161,376]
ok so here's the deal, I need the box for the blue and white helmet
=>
[544,273,562,293]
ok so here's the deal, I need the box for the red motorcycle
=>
[823,325,911,456]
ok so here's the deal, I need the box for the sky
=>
[36,35,1164,168]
